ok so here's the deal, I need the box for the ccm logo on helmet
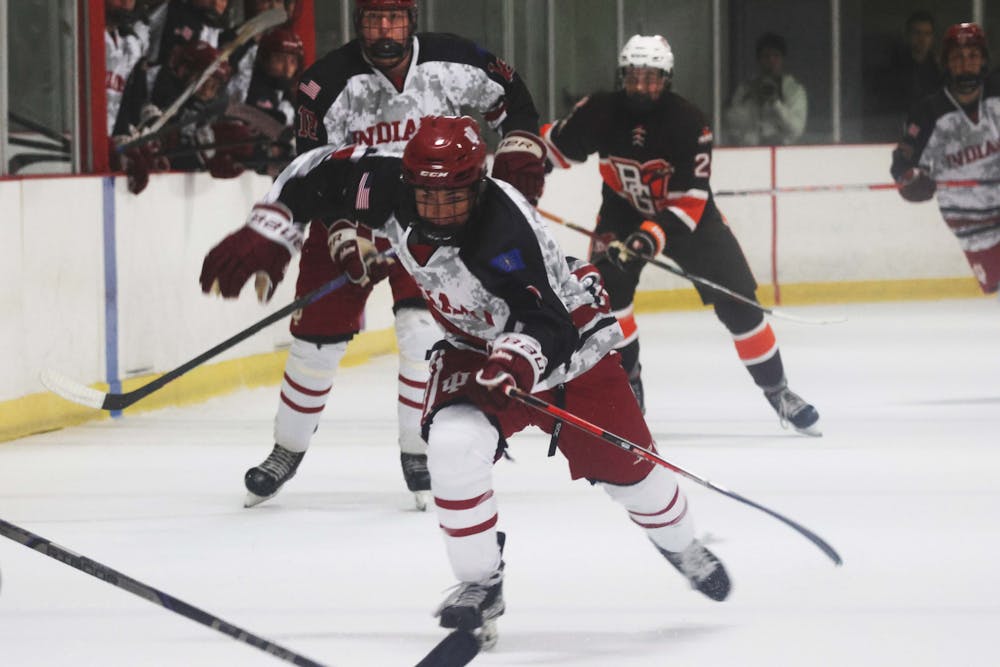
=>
[419,170,449,177]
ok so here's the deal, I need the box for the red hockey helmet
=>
[402,116,487,189]
[259,27,305,66]
[169,41,232,84]
[941,22,989,64]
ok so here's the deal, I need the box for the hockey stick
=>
[415,630,480,667]
[40,250,395,411]
[536,208,845,325]
[714,177,1000,198]
[7,111,72,151]
[505,387,843,566]
[0,518,327,666]
[8,152,72,174]
[135,7,286,143]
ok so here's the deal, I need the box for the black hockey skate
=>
[765,384,821,437]
[657,538,731,601]
[401,452,432,511]
[244,444,305,508]
[436,533,506,650]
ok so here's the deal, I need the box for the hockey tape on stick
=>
[536,208,845,326]
[505,387,844,566]
[0,518,328,666]
[40,250,396,411]
[414,630,480,667]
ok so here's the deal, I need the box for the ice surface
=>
[1,299,998,666]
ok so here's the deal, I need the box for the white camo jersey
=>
[264,148,622,391]
[891,71,1000,253]
[106,22,150,133]
[293,32,540,158]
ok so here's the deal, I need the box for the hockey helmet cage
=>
[402,116,487,188]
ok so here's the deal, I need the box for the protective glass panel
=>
[551,0,618,118]
[6,0,76,175]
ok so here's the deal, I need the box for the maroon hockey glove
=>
[491,131,548,205]
[207,152,246,179]
[327,221,393,287]
[199,203,303,302]
[122,141,167,195]
[471,333,545,414]
[897,168,936,203]
[608,221,666,271]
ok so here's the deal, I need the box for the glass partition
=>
[4,0,77,175]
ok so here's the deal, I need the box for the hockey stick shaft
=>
[505,387,843,566]
[42,249,395,411]
[145,8,287,137]
[536,208,844,325]
[0,518,327,666]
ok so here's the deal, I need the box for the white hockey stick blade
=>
[39,369,108,410]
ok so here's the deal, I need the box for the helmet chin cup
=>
[953,72,985,95]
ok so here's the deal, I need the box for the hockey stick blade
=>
[38,251,395,412]
[39,368,109,409]
[0,518,327,666]
[141,7,287,139]
[414,630,480,667]
[507,387,843,566]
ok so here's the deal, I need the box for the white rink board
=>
[0,144,977,402]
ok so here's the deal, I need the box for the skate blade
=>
[794,423,823,437]
[414,490,432,511]
[244,491,276,508]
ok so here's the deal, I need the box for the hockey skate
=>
[435,533,506,650]
[244,444,305,508]
[657,538,731,601]
[764,384,821,436]
[401,452,432,511]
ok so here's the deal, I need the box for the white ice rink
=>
[1,298,998,667]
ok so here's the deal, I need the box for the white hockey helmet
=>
[619,34,674,79]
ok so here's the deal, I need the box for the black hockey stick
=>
[0,518,327,666]
[8,152,72,174]
[40,250,395,411]
[506,387,843,566]
[415,630,480,667]
[7,111,72,150]
[536,207,846,326]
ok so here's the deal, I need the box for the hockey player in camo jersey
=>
[891,22,1000,296]
[543,35,820,435]
[213,0,548,509]
[200,115,730,646]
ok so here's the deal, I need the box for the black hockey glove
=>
[607,222,665,271]
[897,168,936,203]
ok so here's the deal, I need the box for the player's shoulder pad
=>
[985,68,1000,98]
[664,91,710,132]
[466,180,539,271]
[296,40,368,111]
[415,32,491,69]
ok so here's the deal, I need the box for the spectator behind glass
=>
[228,0,298,102]
[724,33,808,146]
[895,12,943,114]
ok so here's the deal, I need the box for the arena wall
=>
[0,144,982,440]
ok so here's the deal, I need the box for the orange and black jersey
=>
[543,90,719,235]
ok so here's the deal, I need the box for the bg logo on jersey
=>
[600,157,674,217]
